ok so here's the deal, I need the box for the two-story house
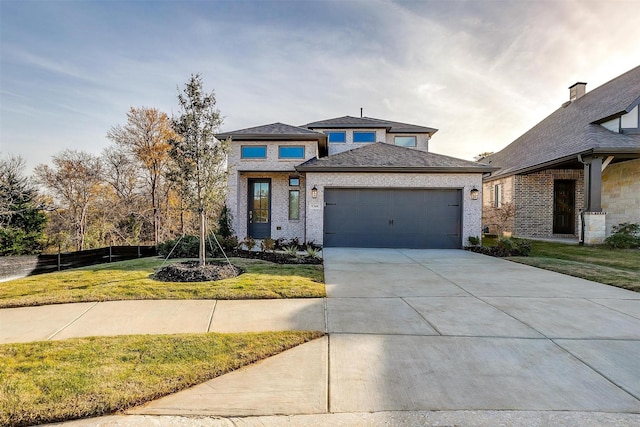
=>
[217,116,495,249]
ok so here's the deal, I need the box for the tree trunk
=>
[199,207,206,267]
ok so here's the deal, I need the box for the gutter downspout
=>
[577,154,586,245]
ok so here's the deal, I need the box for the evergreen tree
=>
[0,155,47,255]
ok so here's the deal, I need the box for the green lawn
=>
[506,240,640,292]
[0,331,323,427]
[0,257,325,308]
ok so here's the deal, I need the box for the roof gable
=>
[483,66,640,178]
[296,142,495,173]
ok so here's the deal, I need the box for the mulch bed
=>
[228,249,323,265]
[153,261,242,282]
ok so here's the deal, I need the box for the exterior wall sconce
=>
[311,185,318,199]
[470,188,479,200]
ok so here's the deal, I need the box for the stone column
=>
[582,212,606,245]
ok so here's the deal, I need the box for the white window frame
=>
[494,184,502,207]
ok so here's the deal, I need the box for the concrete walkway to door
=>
[124,248,640,426]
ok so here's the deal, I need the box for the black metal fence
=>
[0,246,157,281]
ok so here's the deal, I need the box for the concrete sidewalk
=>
[0,299,326,344]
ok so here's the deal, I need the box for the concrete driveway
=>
[324,248,640,414]
[128,248,640,424]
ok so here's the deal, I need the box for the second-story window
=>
[241,146,267,159]
[394,136,416,147]
[353,131,376,143]
[278,146,305,159]
[326,131,346,143]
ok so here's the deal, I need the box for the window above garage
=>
[325,131,346,143]
[353,131,376,143]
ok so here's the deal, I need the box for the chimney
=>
[569,82,587,101]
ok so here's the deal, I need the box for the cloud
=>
[2,0,640,171]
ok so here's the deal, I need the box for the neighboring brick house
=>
[217,116,495,249]
[481,66,640,244]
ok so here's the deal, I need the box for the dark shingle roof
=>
[303,116,438,134]
[217,122,325,140]
[296,143,496,173]
[483,66,640,179]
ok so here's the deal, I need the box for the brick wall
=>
[482,176,515,234]
[513,169,584,237]
[602,158,640,235]
[226,139,317,240]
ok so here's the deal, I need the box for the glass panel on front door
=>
[252,182,269,223]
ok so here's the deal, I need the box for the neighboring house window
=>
[326,131,346,143]
[394,136,416,147]
[494,184,502,207]
[289,190,300,220]
[353,131,376,143]
[279,146,305,159]
[289,177,300,186]
[241,146,267,159]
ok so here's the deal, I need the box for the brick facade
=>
[483,169,584,237]
[226,139,317,241]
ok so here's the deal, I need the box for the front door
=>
[248,179,271,238]
[553,180,575,234]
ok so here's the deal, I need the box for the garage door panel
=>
[324,188,461,249]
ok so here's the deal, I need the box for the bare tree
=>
[474,152,494,161]
[107,107,177,244]
[35,150,103,251]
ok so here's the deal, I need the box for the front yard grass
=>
[505,240,640,292]
[0,331,323,427]
[0,257,325,308]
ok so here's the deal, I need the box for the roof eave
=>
[387,128,438,135]
[484,147,640,181]
[216,133,326,141]
[306,124,390,129]
[295,166,497,173]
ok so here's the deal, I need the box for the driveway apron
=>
[134,248,640,418]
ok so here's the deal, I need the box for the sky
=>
[2,0,640,172]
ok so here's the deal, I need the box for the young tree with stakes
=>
[169,74,228,266]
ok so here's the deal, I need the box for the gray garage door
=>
[323,188,462,249]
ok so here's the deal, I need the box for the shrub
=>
[220,235,239,251]
[157,235,200,258]
[261,237,275,252]
[274,238,288,250]
[288,237,301,249]
[467,237,531,257]
[305,245,321,259]
[468,236,480,246]
[217,205,234,239]
[495,237,531,257]
[243,236,256,251]
[305,240,321,250]
[283,245,299,257]
[605,223,640,249]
